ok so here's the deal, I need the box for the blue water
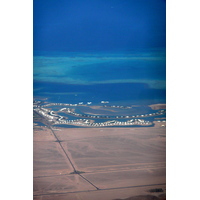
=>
[33,50,166,105]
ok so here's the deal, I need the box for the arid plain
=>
[33,121,166,200]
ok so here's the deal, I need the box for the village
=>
[33,100,166,128]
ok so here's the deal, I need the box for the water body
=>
[34,50,166,106]
[33,121,46,127]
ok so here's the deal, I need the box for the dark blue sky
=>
[33,0,166,52]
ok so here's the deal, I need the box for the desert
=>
[34,121,165,200]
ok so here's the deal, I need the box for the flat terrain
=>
[33,122,166,200]
[148,104,166,110]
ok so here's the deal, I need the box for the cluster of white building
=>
[157,120,166,123]
[104,105,131,109]
[34,108,54,121]
[43,103,80,107]
[101,101,109,103]
[54,118,152,127]
[34,100,165,127]
[60,107,165,119]
[42,102,94,107]
[54,118,93,126]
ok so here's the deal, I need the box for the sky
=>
[33,0,166,52]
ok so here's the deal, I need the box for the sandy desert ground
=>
[33,122,166,200]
